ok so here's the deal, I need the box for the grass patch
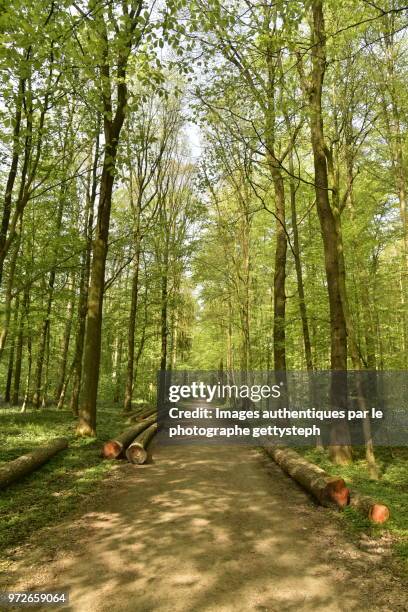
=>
[300,446,408,567]
[0,404,128,554]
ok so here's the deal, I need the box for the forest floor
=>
[1,438,407,611]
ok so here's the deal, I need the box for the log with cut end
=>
[126,422,158,464]
[102,415,156,459]
[0,438,68,490]
[349,491,390,523]
[265,446,349,508]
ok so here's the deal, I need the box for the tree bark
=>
[77,12,134,435]
[70,131,99,415]
[0,225,22,362]
[5,296,19,403]
[304,0,351,464]
[0,74,25,286]
[32,272,55,408]
[112,334,123,404]
[55,277,75,403]
[102,414,156,459]
[124,238,141,412]
[266,446,349,508]
[0,438,68,489]
[157,240,170,410]
[288,150,313,371]
[126,422,158,464]
[349,490,390,524]
[13,287,29,406]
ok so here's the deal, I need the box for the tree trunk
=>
[57,364,73,410]
[271,168,287,371]
[266,446,349,508]
[5,337,15,404]
[70,132,99,416]
[158,243,170,410]
[5,295,19,403]
[126,422,158,464]
[0,225,21,362]
[21,333,32,413]
[55,277,75,403]
[306,0,351,464]
[102,414,156,459]
[13,288,29,406]
[288,151,313,370]
[124,239,141,412]
[112,334,123,404]
[77,43,128,434]
[349,491,390,524]
[32,271,55,408]
[41,323,51,409]
[0,75,25,286]
[0,438,68,489]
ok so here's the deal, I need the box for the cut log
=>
[126,422,158,464]
[265,446,349,508]
[0,438,68,490]
[129,408,157,423]
[102,415,156,459]
[349,491,390,523]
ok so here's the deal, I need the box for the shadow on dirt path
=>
[2,440,406,611]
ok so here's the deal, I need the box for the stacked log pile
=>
[126,423,158,464]
[0,406,159,490]
[103,407,158,464]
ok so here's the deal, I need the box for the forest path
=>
[4,439,405,611]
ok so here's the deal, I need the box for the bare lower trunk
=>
[41,323,51,409]
[55,280,74,403]
[57,363,74,410]
[32,271,55,408]
[288,152,313,370]
[70,128,99,415]
[77,234,109,435]
[124,242,141,412]
[306,0,351,464]
[0,438,68,489]
[112,335,123,404]
[269,156,287,372]
[21,334,32,413]
[0,228,21,362]
[13,288,29,406]
[77,47,128,434]
[158,255,169,409]
[5,295,19,403]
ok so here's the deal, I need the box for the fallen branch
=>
[126,422,158,464]
[265,446,349,508]
[0,438,68,489]
[349,490,390,523]
[102,415,156,459]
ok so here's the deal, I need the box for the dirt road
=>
[3,442,406,611]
